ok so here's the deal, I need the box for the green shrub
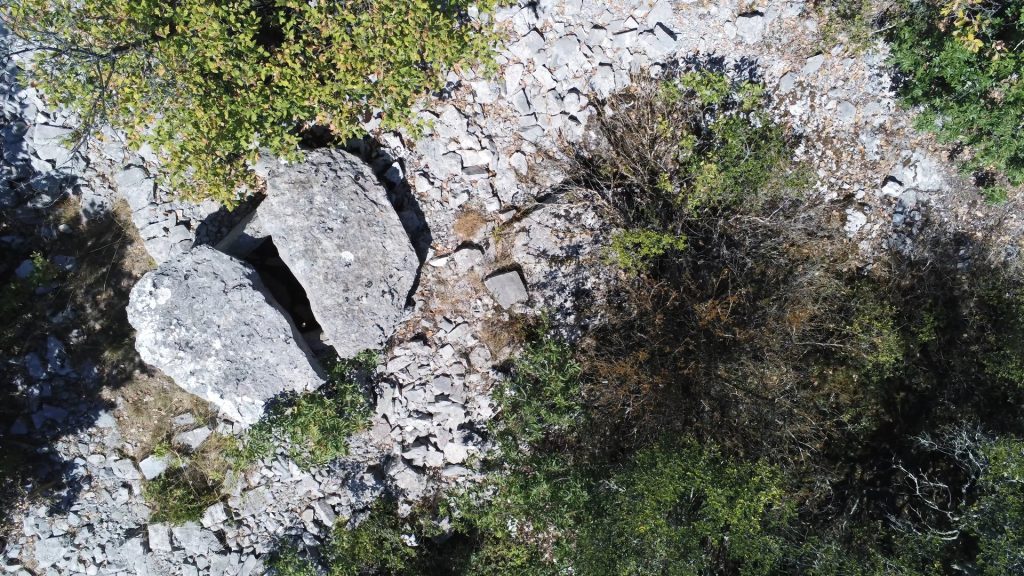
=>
[324,501,419,576]
[267,547,318,576]
[573,442,791,576]
[888,0,1024,187]
[144,465,222,524]
[491,325,584,452]
[970,438,1024,574]
[232,353,374,469]
[2,0,504,204]
[607,228,687,275]
[448,440,790,576]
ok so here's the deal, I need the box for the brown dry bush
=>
[578,204,866,460]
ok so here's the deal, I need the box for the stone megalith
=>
[258,149,419,358]
[127,245,324,425]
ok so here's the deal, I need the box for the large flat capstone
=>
[127,245,324,425]
[258,149,419,358]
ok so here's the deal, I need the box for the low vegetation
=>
[232,352,375,469]
[143,353,374,524]
[887,0,1024,194]
[0,0,505,204]
[143,434,234,524]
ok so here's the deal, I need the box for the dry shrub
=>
[579,205,860,457]
[479,314,530,362]
[111,371,214,459]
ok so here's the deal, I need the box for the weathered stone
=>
[33,537,65,568]
[172,413,197,428]
[735,13,765,43]
[14,259,33,279]
[127,245,324,425]
[115,166,154,213]
[31,124,74,167]
[259,150,419,358]
[138,454,171,480]
[201,503,228,529]
[312,500,337,526]
[484,270,528,308]
[844,208,868,235]
[147,524,172,553]
[443,443,470,464]
[173,427,212,451]
[802,54,825,76]
[172,523,224,556]
[837,101,857,124]
[778,72,797,93]
[111,458,141,480]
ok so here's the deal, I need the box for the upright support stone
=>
[258,149,419,358]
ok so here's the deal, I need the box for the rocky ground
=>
[3,0,1023,574]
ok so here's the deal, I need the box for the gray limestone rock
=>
[147,524,172,553]
[173,427,212,451]
[139,454,171,480]
[127,245,324,425]
[802,54,825,76]
[172,523,223,556]
[31,124,74,167]
[259,150,419,358]
[837,101,857,124]
[484,270,529,308]
[33,537,66,568]
[735,13,765,44]
[201,503,228,529]
[111,458,141,480]
[115,166,154,213]
[778,72,797,94]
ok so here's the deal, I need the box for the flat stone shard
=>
[127,245,324,425]
[259,149,419,358]
[484,270,529,308]
[138,454,171,480]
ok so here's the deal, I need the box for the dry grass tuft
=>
[453,208,488,243]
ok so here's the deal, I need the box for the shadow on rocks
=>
[0,175,154,545]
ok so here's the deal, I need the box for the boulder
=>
[127,245,324,425]
[258,149,419,358]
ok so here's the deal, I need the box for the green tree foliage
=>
[573,443,790,576]
[1,0,502,204]
[888,0,1024,190]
